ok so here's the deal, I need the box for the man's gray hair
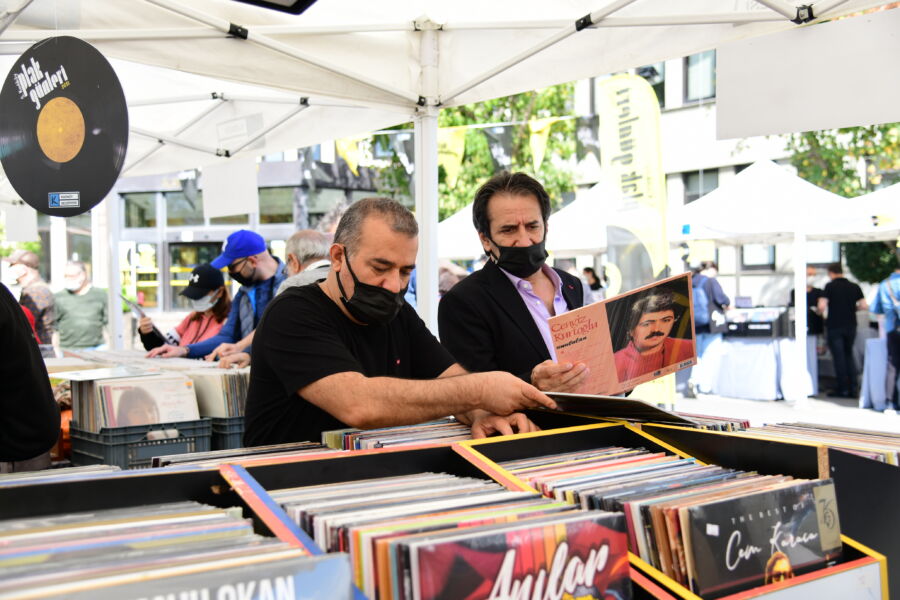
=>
[285,229,330,265]
[333,198,418,254]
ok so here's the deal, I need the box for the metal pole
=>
[413,26,440,334]
[791,231,809,404]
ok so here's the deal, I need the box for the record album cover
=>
[413,512,631,600]
[685,479,841,597]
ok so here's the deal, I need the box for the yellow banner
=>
[597,74,668,284]
[438,126,467,188]
[598,74,671,405]
[528,117,558,172]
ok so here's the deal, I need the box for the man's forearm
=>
[303,372,483,430]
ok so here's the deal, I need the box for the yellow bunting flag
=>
[528,117,559,172]
[438,126,467,188]
[335,137,364,176]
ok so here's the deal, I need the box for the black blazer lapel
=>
[480,261,550,360]
[557,268,585,310]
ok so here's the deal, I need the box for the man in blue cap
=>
[148,229,286,359]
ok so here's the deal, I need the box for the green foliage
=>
[843,241,898,284]
[374,84,576,220]
[787,123,900,283]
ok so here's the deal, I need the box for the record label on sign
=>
[0,36,128,217]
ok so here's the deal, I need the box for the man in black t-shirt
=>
[243,198,555,447]
[0,283,60,472]
[818,263,867,397]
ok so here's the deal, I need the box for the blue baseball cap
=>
[210,230,267,269]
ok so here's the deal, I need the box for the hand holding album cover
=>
[548,272,697,395]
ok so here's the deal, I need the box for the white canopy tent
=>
[546,181,612,255]
[0,0,893,343]
[817,182,900,242]
[437,203,484,259]
[676,159,880,400]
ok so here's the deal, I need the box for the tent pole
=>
[414,25,440,334]
[228,103,309,155]
[734,244,741,297]
[130,127,223,156]
[791,231,810,404]
[144,0,421,106]
[441,0,639,104]
[123,100,228,175]
[0,0,34,36]
[753,0,795,20]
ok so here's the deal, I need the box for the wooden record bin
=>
[456,423,888,600]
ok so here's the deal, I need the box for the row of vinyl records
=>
[0,446,845,600]
[61,366,250,432]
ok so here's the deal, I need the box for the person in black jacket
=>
[438,172,589,391]
[0,283,59,472]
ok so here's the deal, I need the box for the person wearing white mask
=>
[53,261,108,350]
[141,264,231,352]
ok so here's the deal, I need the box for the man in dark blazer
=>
[439,172,590,391]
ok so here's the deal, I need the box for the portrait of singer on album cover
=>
[606,279,694,384]
[115,387,161,427]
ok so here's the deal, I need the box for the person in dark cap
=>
[139,264,232,351]
[3,249,54,344]
[148,230,286,359]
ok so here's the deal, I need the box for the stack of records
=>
[58,368,201,433]
[322,419,471,450]
[0,500,352,599]
[185,367,251,418]
[0,465,120,487]
[674,413,750,431]
[271,472,631,599]
[498,447,843,597]
[152,441,338,468]
[65,348,219,372]
[734,423,900,464]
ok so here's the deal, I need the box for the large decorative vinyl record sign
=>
[0,36,128,217]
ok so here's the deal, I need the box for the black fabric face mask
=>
[336,252,405,326]
[488,237,549,279]
[228,259,256,287]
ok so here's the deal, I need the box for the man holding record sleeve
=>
[243,198,555,446]
[438,172,591,392]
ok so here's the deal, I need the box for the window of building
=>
[741,244,776,270]
[165,191,204,227]
[636,62,665,107]
[121,242,160,309]
[122,193,157,228]
[259,187,294,224]
[209,213,250,225]
[684,50,716,102]
[683,169,719,203]
[168,242,224,310]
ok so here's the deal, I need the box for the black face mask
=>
[228,259,256,287]
[336,252,405,326]
[488,237,548,279]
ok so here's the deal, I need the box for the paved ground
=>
[672,392,900,433]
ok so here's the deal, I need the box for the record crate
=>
[211,415,245,450]
[70,418,212,470]
[455,423,888,600]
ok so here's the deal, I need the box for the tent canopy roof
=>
[0,0,890,180]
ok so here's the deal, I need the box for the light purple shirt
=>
[500,264,570,360]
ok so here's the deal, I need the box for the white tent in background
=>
[547,181,611,255]
[0,0,893,341]
[438,203,484,259]
[821,182,900,242]
[675,160,851,244]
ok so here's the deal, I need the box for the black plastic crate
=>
[211,416,245,451]
[70,419,212,470]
